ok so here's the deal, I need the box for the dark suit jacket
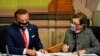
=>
[5,23,43,55]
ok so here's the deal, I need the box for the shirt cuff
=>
[23,48,27,54]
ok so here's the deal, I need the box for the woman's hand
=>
[62,44,69,53]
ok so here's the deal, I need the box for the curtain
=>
[73,0,99,19]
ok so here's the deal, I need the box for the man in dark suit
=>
[5,9,47,55]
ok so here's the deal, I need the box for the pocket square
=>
[32,35,35,38]
[29,28,31,31]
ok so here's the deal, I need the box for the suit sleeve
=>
[33,26,43,50]
[5,29,24,55]
[86,29,100,54]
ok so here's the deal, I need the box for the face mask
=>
[75,30,81,33]
[18,22,29,30]
[70,23,75,31]
[70,23,81,33]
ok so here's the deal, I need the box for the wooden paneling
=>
[56,28,67,44]
[30,20,70,28]
[49,0,74,13]
[39,28,49,49]
[56,20,70,27]
[0,13,73,24]
[30,20,49,27]
[40,28,68,49]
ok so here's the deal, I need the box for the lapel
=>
[12,23,25,47]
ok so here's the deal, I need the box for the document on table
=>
[36,51,97,56]
[36,52,72,56]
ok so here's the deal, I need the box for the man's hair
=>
[14,9,28,19]
[72,13,90,27]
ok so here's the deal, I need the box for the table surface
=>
[1,52,97,56]
[36,52,97,56]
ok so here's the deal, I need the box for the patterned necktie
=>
[22,29,28,48]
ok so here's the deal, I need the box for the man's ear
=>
[14,19,18,24]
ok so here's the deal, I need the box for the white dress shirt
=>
[20,28,29,54]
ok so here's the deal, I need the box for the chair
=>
[0,25,8,53]
[89,26,100,42]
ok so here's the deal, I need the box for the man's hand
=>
[62,44,69,53]
[39,49,48,54]
[26,49,36,56]
[72,50,86,55]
